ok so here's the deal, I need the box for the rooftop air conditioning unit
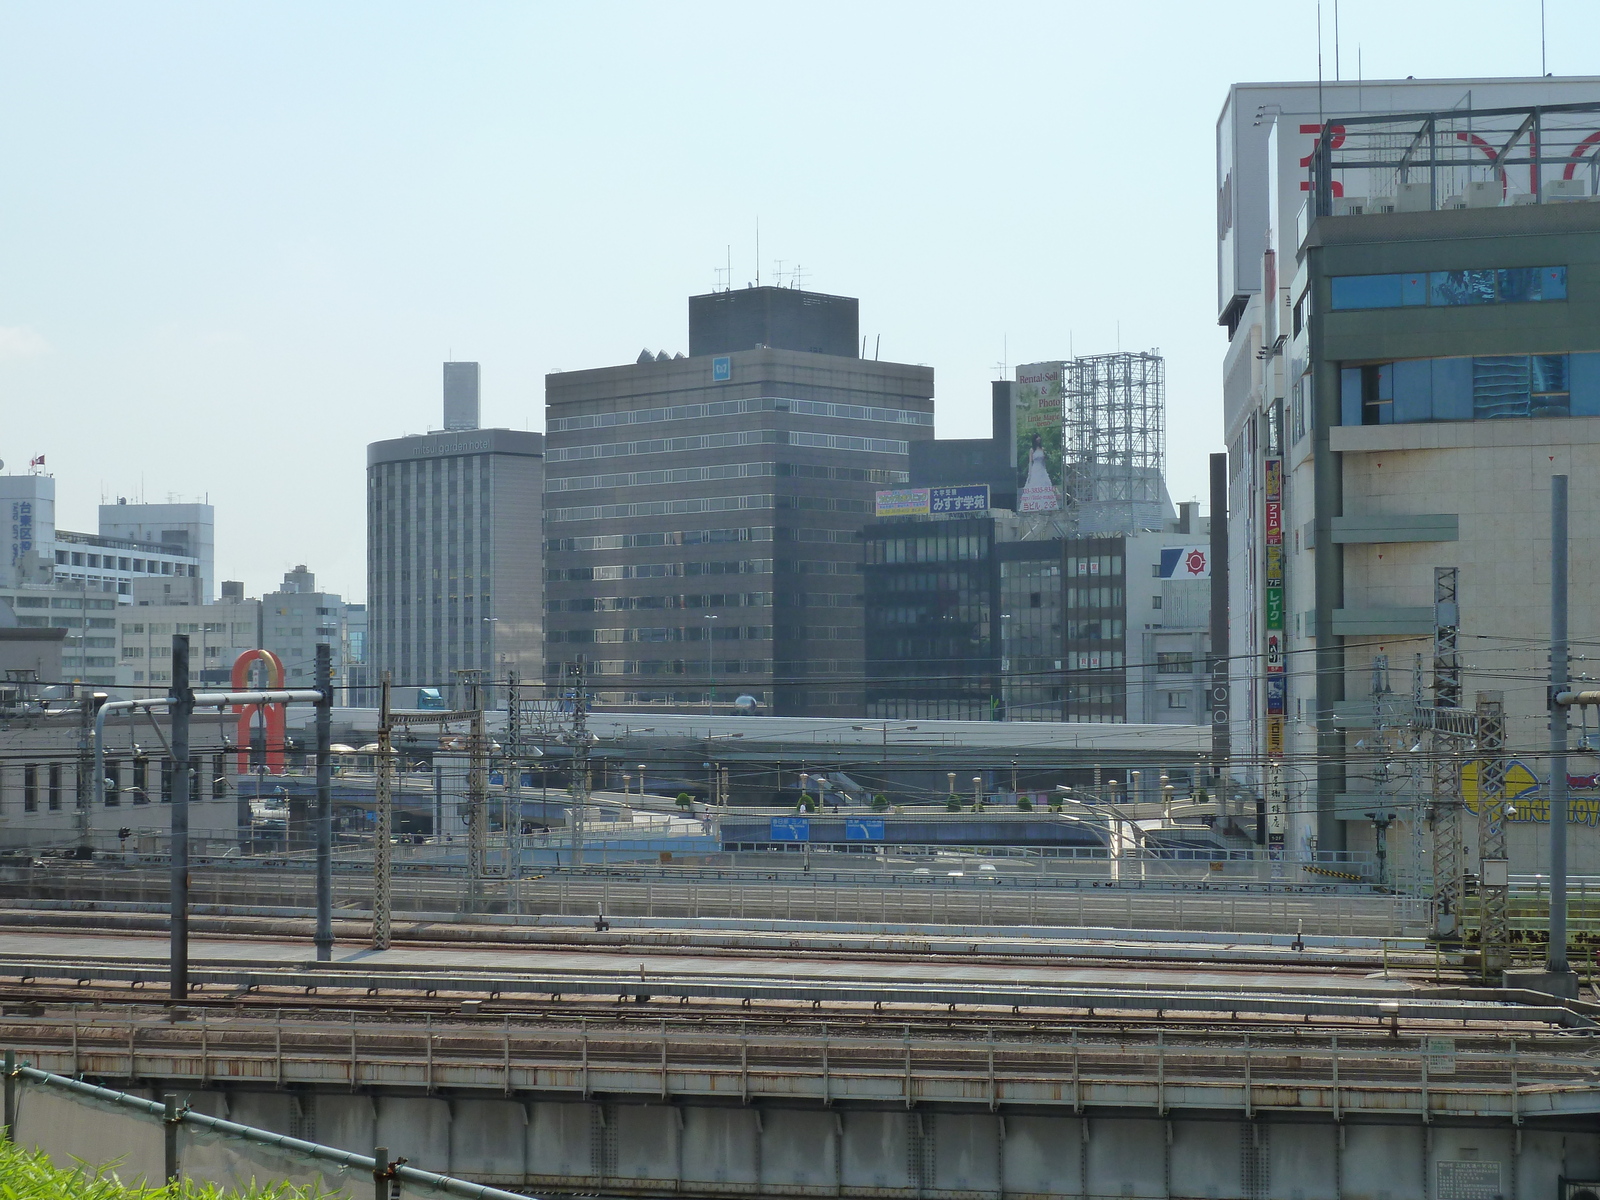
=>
[1443,195,1469,210]
[1545,178,1590,202]
[1396,181,1433,212]
[1465,179,1503,208]
[1334,196,1368,216]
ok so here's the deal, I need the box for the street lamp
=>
[703,614,719,714]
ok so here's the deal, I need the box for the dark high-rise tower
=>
[543,287,934,717]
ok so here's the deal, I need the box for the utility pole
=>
[314,643,333,961]
[372,671,393,950]
[169,634,193,1002]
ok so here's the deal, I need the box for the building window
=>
[161,760,173,803]
[1330,266,1566,311]
[1167,692,1190,709]
[1156,652,1193,674]
[48,764,62,810]
[1340,352,1593,425]
[133,757,149,804]
[212,755,226,799]
[105,762,121,807]
[1151,595,1163,610]
[23,766,37,813]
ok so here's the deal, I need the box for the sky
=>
[2,1,1595,602]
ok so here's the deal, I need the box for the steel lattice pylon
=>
[1430,567,1465,939]
[1475,693,1509,972]
[372,672,395,951]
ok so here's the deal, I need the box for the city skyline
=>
[4,2,1596,601]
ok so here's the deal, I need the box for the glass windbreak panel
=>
[1431,269,1496,305]
[1340,368,1363,426]
[1331,273,1405,310]
[1572,352,1600,417]
[1531,354,1571,417]
[1495,266,1568,303]
[1472,356,1532,418]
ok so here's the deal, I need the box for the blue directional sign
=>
[769,817,811,842]
[712,356,732,382]
[845,818,885,841]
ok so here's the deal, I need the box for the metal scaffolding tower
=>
[1062,351,1167,535]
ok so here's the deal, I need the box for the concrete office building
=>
[1,473,207,685]
[367,366,544,700]
[1220,81,1600,873]
[543,287,934,717]
[114,565,356,693]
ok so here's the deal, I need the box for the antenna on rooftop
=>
[715,245,731,292]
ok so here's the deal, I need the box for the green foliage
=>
[946,796,961,811]
[1016,796,1033,811]
[0,1142,342,1200]
[798,796,818,812]
[1194,787,1209,804]
[871,794,889,811]
[675,792,693,809]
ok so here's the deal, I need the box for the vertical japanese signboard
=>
[1014,362,1065,513]
[1264,457,1286,850]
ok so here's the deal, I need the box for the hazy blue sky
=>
[2,1,1595,601]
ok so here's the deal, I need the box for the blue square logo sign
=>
[712,356,731,382]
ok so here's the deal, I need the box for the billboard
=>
[930,485,989,515]
[875,489,930,518]
[1014,361,1065,512]
[1159,546,1211,579]
[874,485,990,519]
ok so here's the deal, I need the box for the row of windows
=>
[867,533,990,565]
[15,756,227,811]
[1066,587,1124,608]
[545,461,908,495]
[548,560,772,582]
[1066,555,1123,578]
[549,625,773,644]
[547,494,873,523]
[546,593,773,613]
[547,462,775,493]
[547,527,772,552]
[548,429,908,463]
[871,568,987,595]
[53,550,195,575]
[1068,618,1124,640]
[1341,353,1600,425]
[869,603,988,629]
[547,659,769,677]
[1156,651,1196,673]
[10,596,120,611]
[1330,265,1567,311]
[547,395,934,433]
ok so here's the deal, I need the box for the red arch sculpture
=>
[232,649,287,775]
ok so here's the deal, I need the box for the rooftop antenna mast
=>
[755,218,760,287]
